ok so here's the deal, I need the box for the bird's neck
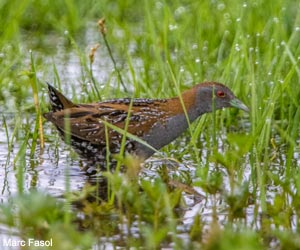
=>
[166,87,201,122]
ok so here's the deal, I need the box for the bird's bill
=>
[230,98,249,112]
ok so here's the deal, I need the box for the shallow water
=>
[0,117,86,200]
[1,109,298,248]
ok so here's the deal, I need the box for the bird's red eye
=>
[217,90,225,97]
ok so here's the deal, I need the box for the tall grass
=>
[0,0,300,249]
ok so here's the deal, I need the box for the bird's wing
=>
[44,100,173,145]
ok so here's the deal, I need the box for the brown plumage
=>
[44,82,248,171]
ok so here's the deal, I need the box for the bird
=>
[44,82,249,172]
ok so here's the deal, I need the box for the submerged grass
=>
[0,0,300,249]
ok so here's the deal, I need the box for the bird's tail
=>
[46,83,77,112]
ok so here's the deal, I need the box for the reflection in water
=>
[72,168,197,247]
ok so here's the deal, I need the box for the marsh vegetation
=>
[0,0,300,249]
